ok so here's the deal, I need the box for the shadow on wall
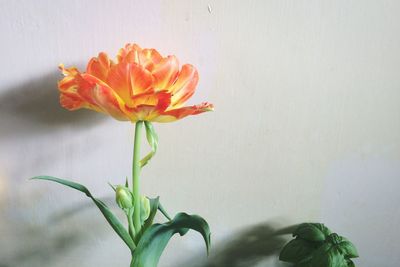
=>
[0,194,296,267]
[50,199,296,267]
[0,223,85,267]
[44,200,295,267]
[0,71,105,140]
[0,206,89,267]
[0,197,115,267]
[176,223,296,267]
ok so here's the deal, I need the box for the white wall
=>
[0,1,399,266]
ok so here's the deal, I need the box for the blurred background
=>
[0,1,399,266]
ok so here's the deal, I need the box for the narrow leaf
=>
[131,212,211,267]
[158,201,172,221]
[31,176,136,251]
[108,182,117,192]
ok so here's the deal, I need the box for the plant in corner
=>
[32,43,213,267]
[279,223,359,267]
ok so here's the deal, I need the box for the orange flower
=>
[58,44,213,122]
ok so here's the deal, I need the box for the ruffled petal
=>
[117,43,142,63]
[129,91,171,121]
[58,64,101,111]
[58,44,213,123]
[139,48,162,70]
[81,74,132,121]
[86,52,112,82]
[59,92,85,110]
[106,62,131,104]
[152,55,179,90]
[152,102,213,122]
[59,64,79,76]
[118,44,163,70]
[169,64,199,107]
[130,64,154,95]
[131,90,171,110]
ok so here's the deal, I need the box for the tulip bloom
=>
[58,44,213,122]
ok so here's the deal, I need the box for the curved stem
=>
[132,121,143,235]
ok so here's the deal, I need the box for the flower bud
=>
[115,185,133,210]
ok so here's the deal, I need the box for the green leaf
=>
[346,259,355,267]
[108,182,117,192]
[144,197,160,228]
[339,240,359,258]
[31,176,136,251]
[140,122,158,167]
[279,239,315,263]
[294,223,331,242]
[131,212,211,267]
[311,243,347,267]
[135,197,160,243]
[158,201,172,221]
[296,261,313,267]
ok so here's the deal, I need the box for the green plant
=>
[279,223,359,267]
[32,43,213,267]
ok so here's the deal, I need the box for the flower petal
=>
[129,91,171,121]
[59,64,79,76]
[131,90,171,110]
[58,64,102,111]
[130,64,154,95]
[106,62,131,104]
[117,43,142,63]
[59,92,85,110]
[86,52,112,82]
[152,102,213,122]
[58,44,212,123]
[152,55,179,90]
[169,64,199,107]
[82,74,133,121]
[139,48,162,70]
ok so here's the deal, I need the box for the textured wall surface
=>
[0,1,399,266]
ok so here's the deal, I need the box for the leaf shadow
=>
[0,212,88,267]
[176,222,297,267]
[0,196,115,267]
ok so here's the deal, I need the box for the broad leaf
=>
[294,223,331,242]
[339,240,359,258]
[347,259,355,267]
[311,243,347,267]
[31,176,136,251]
[297,260,313,267]
[279,239,315,263]
[131,212,211,267]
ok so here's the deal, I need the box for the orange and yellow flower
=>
[58,43,213,122]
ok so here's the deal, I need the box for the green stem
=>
[127,209,135,240]
[132,121,143,236]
